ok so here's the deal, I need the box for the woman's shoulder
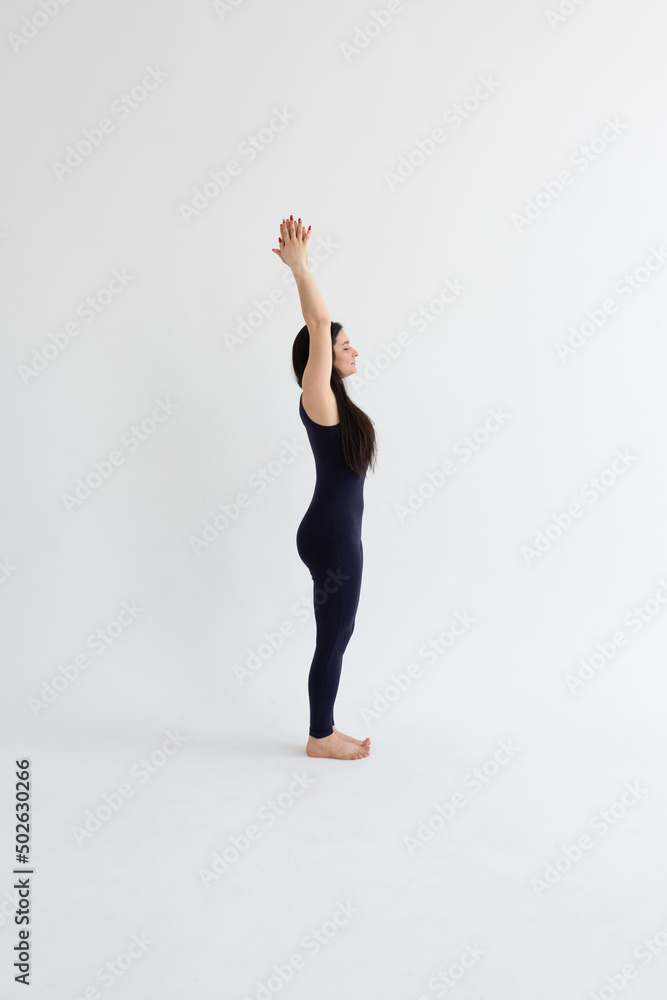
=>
[300,388,339,427]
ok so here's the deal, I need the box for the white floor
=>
[4,677,667,1000]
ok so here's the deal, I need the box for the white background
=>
[2,0,667,997]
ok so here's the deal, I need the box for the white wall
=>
[4,0,665,743]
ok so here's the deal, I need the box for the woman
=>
[272,216,378,760]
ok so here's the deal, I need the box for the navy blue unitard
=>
[296,393,365,739]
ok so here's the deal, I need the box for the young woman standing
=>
[273,217,377,760]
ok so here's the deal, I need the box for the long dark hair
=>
[292,321,377,476]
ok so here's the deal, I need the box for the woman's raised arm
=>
[273,217,332,392]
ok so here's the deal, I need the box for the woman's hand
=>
[272,217,311,270]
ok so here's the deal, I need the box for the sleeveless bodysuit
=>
[296,393,365,738]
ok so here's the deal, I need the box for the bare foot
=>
[332,725,370,746]
[306,732,371,759]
